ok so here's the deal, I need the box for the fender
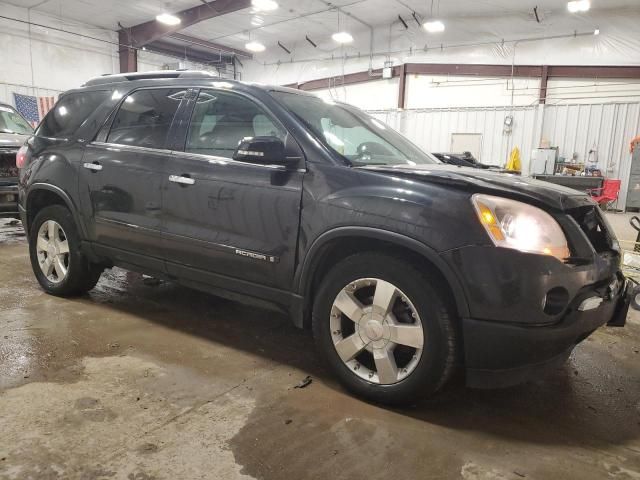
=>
[294,226,471,322]
[25,183,88,239]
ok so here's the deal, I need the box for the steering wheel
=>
[355,142,392,162]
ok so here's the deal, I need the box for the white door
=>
[451,133,483,161]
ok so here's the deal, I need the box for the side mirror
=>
[233,136,293,166]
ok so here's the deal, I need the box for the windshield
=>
[270,91,439,167]
[0,106,33,135]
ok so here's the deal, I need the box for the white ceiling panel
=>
[4,0,639,61]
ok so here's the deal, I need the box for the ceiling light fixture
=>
[594,28,600,35]
[567,0,590,13]
[245,41,266,52]
[332,31,354,44]
[251,0,278,11]
[423,20,445,33]
[156,13,181,25]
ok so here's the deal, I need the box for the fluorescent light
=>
[251,0,278,11]
[245,41,266,52]
[423,20,445,33]
[156,13,181,25]
[332,31,353,44]
[594,28,600,35]
[567,0,590,12]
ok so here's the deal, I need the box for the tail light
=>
[16,145,29,169]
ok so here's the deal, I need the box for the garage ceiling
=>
[5,0,639,62]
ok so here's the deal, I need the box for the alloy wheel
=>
[36,220,70,284]
[329,278,424,385]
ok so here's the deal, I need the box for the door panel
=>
[78,87,185,268]
[162,89,304,291]
[163,154,303,289]
[79,143,169,260]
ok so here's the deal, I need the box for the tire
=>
[29,205,103,296]
[312,252,458,405]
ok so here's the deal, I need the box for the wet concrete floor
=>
[1,216,640,479]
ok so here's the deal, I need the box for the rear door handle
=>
[169,175,195,185]
[83,162,102,171]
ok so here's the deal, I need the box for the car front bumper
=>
[441,245,628,388]
[0,182,19,218]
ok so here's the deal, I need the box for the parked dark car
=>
[17,71,629,404]
[0,103,33,218]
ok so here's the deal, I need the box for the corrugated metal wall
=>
[368,106,540,167]
[541,102,640,210]
[369,102,640,210]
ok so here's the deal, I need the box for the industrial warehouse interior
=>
[1,0,640,479]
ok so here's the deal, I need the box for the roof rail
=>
[82,70,220,87]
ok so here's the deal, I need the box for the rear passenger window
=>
[186,89,285,158]
[107,89,184,149]
[37,91,108,138]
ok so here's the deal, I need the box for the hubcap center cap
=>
[47,244,57,257]
[364,319,384,341]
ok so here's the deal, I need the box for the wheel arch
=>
[25,183,85,238]
[294,227,470,329]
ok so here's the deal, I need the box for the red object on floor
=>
[587,178,621,210]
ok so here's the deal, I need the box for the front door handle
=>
[169,174,195,185]
[83,162,103,172]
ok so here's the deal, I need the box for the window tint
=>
[186,90,284,158]
[271,91,438,166]
[107,89,184,149]
[37,91,108,138]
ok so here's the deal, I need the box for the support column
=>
[539,65,549,104]
[118,30,137,73]
[397,64,407,109]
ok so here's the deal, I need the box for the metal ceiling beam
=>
[121,0,252,48]
[117,0,251,73]
[287,63,640,106]
[546,65,640,79]
[167,32,252,59]
[404,63,544,77]
[144,40,229,66]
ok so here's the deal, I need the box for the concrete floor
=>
[1,216,640,480]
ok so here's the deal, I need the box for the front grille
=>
[568,205,614,253]
[0,149,18,178]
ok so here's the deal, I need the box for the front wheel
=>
[29,205,103,296]
[312,253,458,405]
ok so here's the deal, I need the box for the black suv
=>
[17,71,629,404]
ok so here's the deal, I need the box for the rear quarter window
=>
[37,90,108,139]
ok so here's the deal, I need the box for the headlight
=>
[471,194,570,261]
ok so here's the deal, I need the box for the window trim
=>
[35,89,110,141]
[179,87,291,156]
[101,86,189,150]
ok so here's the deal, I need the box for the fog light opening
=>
[544,287,569,315]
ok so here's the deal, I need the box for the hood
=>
[0,132,29,150]
[358,164,594,211]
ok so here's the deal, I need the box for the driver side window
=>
[186,90,285,158]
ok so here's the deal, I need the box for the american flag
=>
[13,93,56,128]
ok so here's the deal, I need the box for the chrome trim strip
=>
[163,229,280,263]
[174,151,288,171]
[89,141,172,155]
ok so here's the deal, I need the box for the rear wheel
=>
[29,205,103,296]
[312,253,458,404]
